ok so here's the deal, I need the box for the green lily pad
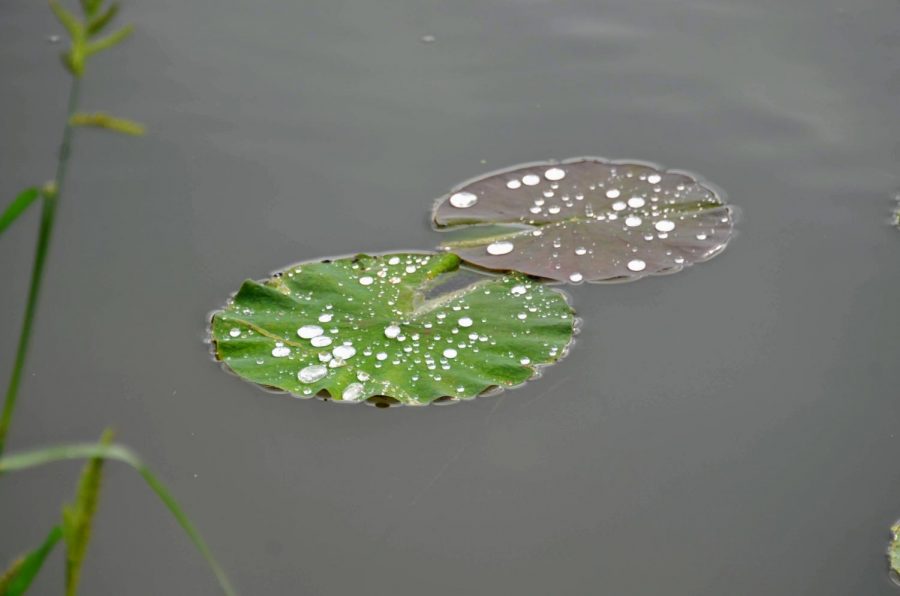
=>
[433,157,735,283]
[209,252,575,406]
[889,521,900,581]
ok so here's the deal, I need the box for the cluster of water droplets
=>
[218,254,572,405]
[442,161,731,282]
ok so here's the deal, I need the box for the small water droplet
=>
[486,241,514,255]
[520,357,531,365]
[612,201,626,211]
[575,247,587,256]
[458,317,473,327]
[449,191,478,208]
[384,324,401,339]
[506,179,522,189]
[357,371,371,382]
[228,328,241,338]
[522,174,540,186]
[606,189,621,199]
[297,325,324,339]
[443,348,458,359]
[647,174,662,184]
[318,313,333,323]
[298,365,327,384]
[625,216,642,227]
[376,352,388,361]
[696,233,708,240]
[627,259,647,272]
[544,167,566,181]
[569,272,583,283]
[359,276,374,286]
[511,285,527,296]
[628,197,645,208]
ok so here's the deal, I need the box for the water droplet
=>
[627,259,647,272]
[627,197,646,208]
[449,191,478,208]
[333,345,356,359]
[357,371,371,382]
[696,233,708,240]
[655,220,675,232]
[376,352,388,361]
[298,365,327,384]
[359,276,374,286]
[297,325,324,339]
[575,247,587,255]
[318,313,333,323]
[311,336,333,347]
[522,174,540,186]
[420,34,436,43]
[548,205,561,214]
[511,285,527,296]
[443,348,458,359]
[647,174,662,184]
[517,313,527,320]
[569,272,583,283]
[625,216,642,227]
[388,256,401,265]
[228,328,241,338]
[487,241,514,255]
[458,317,473,327]
[606,189,621,199]
[520,357,531,365]
[343,383,365,401]
[271,346,291,358]
[384,324,401,339]
[544,167,566,181]
[507,179,522,189]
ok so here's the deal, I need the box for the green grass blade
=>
[0,526,63,596]
[0,443,236,596]
[49,0,84,40]
[85,24,132,55]
[86,2,118,36]
[69,112,144,136]
[61,429,113,596]
[0,188,40,237]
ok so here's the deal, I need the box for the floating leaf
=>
[0,526,62,596]
[0,188,40,236]
[70,112,145,136]
[433,157,735,283]
[209,252,575,406]
[890,521,900,581]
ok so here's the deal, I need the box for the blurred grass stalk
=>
[0,2,236,594]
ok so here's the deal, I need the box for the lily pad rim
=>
[206,250,580,408]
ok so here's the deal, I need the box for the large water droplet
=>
[342,383,365,401]
[449,191,478,208]
[271,346,291,358]
[544,167,566,181]
[384,324,401,339]
[333,345,356,359]
[359,276,374,286]
[647,174,662,184]
[522,174,540,186]
[655,220,675,232]
[458,317,473,328]
[627,259,647,272]
[510,285,527,296]
[569,272,583,283]
[486,241,514,255]
[628,197,645,208]
[443,348,458,359]
[298,365,327,384]
[311,336,333,347]
[625,216,642,227]
[297,325,324,339]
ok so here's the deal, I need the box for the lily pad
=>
[433,157,735,283]
[209,252,575,406]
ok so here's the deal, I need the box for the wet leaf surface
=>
[210,252,575,406]
[433,157,735,283]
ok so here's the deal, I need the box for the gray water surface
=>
[2,0,900,594]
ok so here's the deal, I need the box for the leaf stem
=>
[0,76,82,457]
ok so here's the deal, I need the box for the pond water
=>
[2,0,900,594]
